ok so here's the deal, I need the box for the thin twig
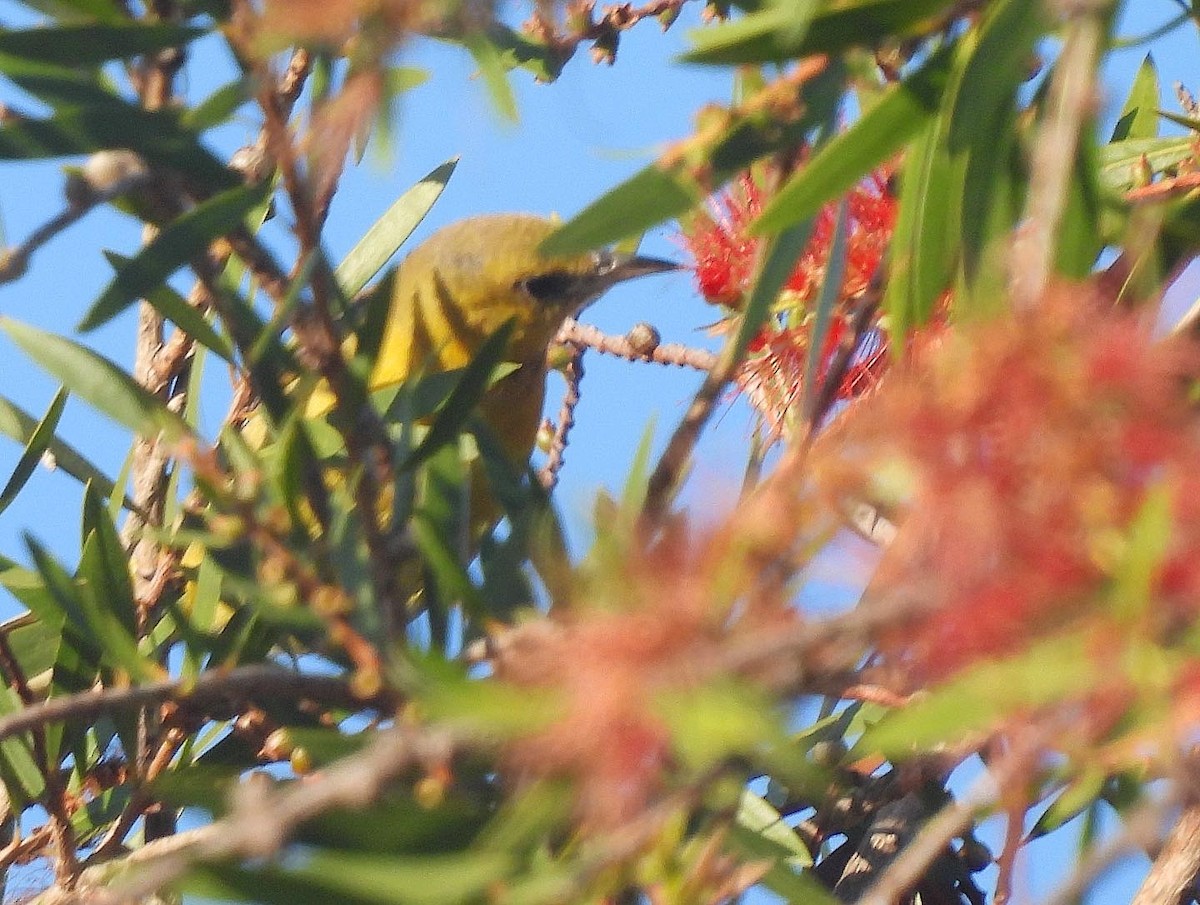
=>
[852,729,1053,905]
[556,319,717,371]
[0,173,154,285]
[538,343,585,491]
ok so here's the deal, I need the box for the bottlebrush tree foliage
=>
[0,2,1199,905]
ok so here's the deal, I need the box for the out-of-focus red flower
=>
[679,169,901,436]
[493,523,799,830]
[815,285,1200,686]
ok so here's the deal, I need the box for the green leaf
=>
[102,251,234,361]
[463,30,518,123]
[679,1,817,65]
[183,77,251,132]
[735,789,813,867]
[1,319,190,442]
[402,318,517,471]
[539,166,700,257]
[81,183,271,331]
[0,393,126,505]
[801,200,847,418]
[753,42,955,235]
[336,158,458,297]
[1111,54,1159,142]
[681,0,950,64]
[0,106,237,192]
[11,0,125,22]
[1099,136,1195,192]
[0,23,204,65]
[80,484,138,639]
[0,683,47,804]
[862,633,1097,755]
[191,849,512,905]
[885,104,955,347]
[0,386,67,516]
[1109,484,1172,621]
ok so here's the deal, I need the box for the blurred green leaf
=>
[0,386,66,517]
[753,42,955,234]
[183,77,252,132]
[735,789,813,867]
[682,0,950,64]
[79,484,139,641]
[336,157,458,297]
[539,166,699,257]
[801,200,847,418]
[1028,768,1106,839]
[11,0,124,22]
[1,319,190,442]
[1111,54,1159,142]
[0,23,203,65]
[464,31,518,123]
[679,1,817,65]
[1100,136,1194,192]
[82,182,271,331]
[0,106,237,192]
[191,849,512,905]
[657,681,787,771]
[0,684,47,805]
[862,633,1097,755]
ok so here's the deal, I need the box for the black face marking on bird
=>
[520,270,580,305]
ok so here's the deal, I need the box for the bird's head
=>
[401,214,679,363]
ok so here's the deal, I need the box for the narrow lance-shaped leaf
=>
[80,182,272,331]
[1111,53,1159,142]
[336,157,458,297]
[681,0,950,65]
[801,200,848,421]
[1,319,191,443]
[0,393,127,506]
[753,41,956,235]
[103,251,234,362]
[0,387,67,517]
[401,315,517,471]
[0,23,204,65]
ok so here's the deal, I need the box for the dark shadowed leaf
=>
[102,251,234,361]
[0,23,204,65]
[81,183,271,331]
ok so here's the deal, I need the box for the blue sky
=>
[0,2,1198,902]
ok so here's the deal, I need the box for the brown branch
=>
[0,666,385,746]
[556,319,717,370]
[538,344,585,492]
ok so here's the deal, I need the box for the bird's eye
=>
[519,271,577,303]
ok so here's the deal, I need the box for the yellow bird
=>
[370,214,679,476]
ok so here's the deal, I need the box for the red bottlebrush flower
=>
[679,168,901,436]
[815,285,1200,687]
